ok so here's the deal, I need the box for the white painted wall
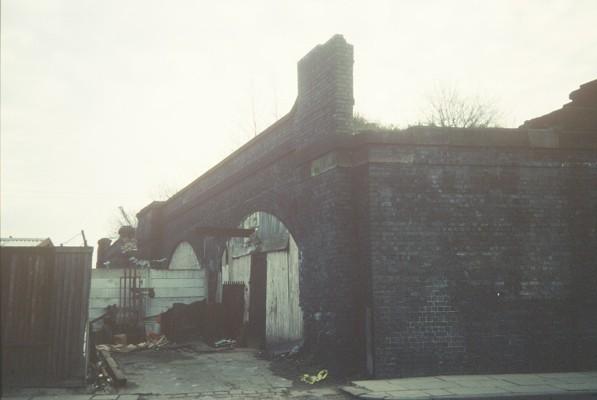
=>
[147,269,206,317]
[89,268,149,323]
[89,241,206,333]
[265,236,303,346]
[219,216,304,348]
[168,242,201,270]
[224,254,251,323]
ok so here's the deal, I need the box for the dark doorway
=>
[248,253,267,348]
[221,282,245,340]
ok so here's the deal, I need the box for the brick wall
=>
[137,34,597,378]
[137,35,362,371]
[365,139,597,377]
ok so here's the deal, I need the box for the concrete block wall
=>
[89,268,206,333]
[89,268,146,323]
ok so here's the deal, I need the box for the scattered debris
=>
[88,346,119,393]
[113,333,127,345]
[270,341,303,359]
[300,369,328,385]
[96,334,169,353]
[98,349,127,387]
[160,300,227,343]
[214,338,236,348]
[89,334,170,391]
[147,334,169,350]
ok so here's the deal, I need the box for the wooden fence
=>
[1,246,93,388]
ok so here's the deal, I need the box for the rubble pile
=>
[96,333,169,353]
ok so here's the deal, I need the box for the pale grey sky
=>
[2,0,596,250]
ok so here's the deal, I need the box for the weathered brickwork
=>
[137,35,362,371]
[366,144,597,376]
[137,35,597,377]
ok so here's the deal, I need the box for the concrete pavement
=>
[111,346,293,395]
[1,396,139,400]
[1,344,350,400]
[1,387,349,399]
[341,371,597,399]
[6,344,595,399]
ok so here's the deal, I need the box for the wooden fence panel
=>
[1,248,54,387]
[1,246,92,388]
[50,248,92,385]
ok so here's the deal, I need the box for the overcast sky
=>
[2,0,596,251]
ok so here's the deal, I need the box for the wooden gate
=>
[264,236,303,349]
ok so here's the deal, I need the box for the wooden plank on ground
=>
[99,349,127,387]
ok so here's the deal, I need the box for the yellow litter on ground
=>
[300,369,328,384]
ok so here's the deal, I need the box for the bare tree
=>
[228,76,282,153]
[250,81,258,137]
[422,86,501,128]
[149,183,178,201]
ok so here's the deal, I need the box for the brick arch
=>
[238,209,299,246]
[135,34,597,378]
[211,207,300,263]
[137,35,362,372]
[220,210,304,349]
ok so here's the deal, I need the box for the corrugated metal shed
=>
[0,237,53,247]
[1,246,92,388]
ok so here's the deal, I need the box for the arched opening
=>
[217,211,303,351]
[166,242,206,304]
[169,241,202,270]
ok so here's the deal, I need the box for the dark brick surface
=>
[137,35,597,378]
[366,145,597,377]
[137,35,362,373]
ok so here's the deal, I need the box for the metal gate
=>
[117,267,145,331]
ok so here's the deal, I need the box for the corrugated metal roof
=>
[0,237,53,247]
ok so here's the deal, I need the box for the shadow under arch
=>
[217,210,304,352]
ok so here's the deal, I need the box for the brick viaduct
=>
[137,35,597,377]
